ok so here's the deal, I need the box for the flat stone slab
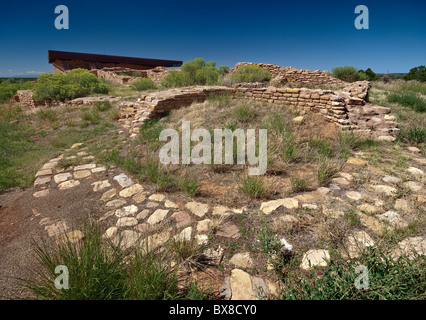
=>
[91,180,111,192]
[102,227,118,239]
[185,201,209,217]
[230,269,255,300]
[74,163,96,171]
[35,169,52,177]
[53,172,72,184]
[147,209,169,225]
[45,220,69,237]
[116,217,138,228]
[55,230,84,245]
[58,180,80,190]
[346,157,368,166]
[100,188,117,202]
[260,198,299,214]
[105,199,127,208]
[148,193,166,202]
[33,189,50,198]
[115,205,138,217]
[345,231,375,259]
[403,181,422,192]
[346,191,363,201]
[73,170,91,179]
[300,249,330,270]
[196,219,212,233]
[229,252,253,269]
[174,226,192,242]
[216,223,240,239]
[372,185,397,196]
[171,211,192,229]
[212,205,232,216]
[119,184,144,198]
[34,176,51,186]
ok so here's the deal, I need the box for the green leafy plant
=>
[33,69,109,101]
[131,78,156,91]
[229,65,272,83]
[332,66,370,83]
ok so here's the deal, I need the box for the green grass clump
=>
[95,101,112,112]
[280,245,426,300]
[291,176,309,192]
[233,103,257,123]
[21,222,211,300]
[139,119,165,146]
[317,157,338,186]
[207,92,231,104]
[398,126,425,143]
[387,92,426,113]
[332,66,369,83]
[131,78,156,91]
[38,109,58,123]
[241,176,265,198]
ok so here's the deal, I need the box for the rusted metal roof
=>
[48,50,182,67]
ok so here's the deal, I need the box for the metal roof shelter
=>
[48,50,182,68]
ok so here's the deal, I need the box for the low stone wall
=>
[229,62,346,87]
[118,85,398,140]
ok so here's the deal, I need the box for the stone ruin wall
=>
[229,62,347,87]
[13,62,398,141]
[16,90,36,109]
[92,66,170,85]
[117,85,398,141]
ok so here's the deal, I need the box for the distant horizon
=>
[1,0,425,77]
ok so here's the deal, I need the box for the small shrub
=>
[233,103,256,123]
[179,174,198,196]
[95,101,112,112]
[141,158,174,191]
[131,78,156,91]
[162,70,194,88]
[282,132,300,162]
[162,58,224,88]
[33,69,109,101]
[81,109,101,125]
[403,65,426,82]
[332,66,369,83]
[229,65,271,83]
[398,126,425,143]
[343,209,361,227]
[218,66,229,76]
[139,119,165,145]
[241,176,265,198]
[291,176,309,192]
[317,157,338,186]
[195,66,219,85]
[23,223,127,300]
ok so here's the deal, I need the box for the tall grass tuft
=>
[387,92,426,113]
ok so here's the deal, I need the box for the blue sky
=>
[0,0,425,77]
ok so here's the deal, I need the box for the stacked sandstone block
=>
[229,62,345,86]
[16,90,36,109]
[234,87,350,126]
